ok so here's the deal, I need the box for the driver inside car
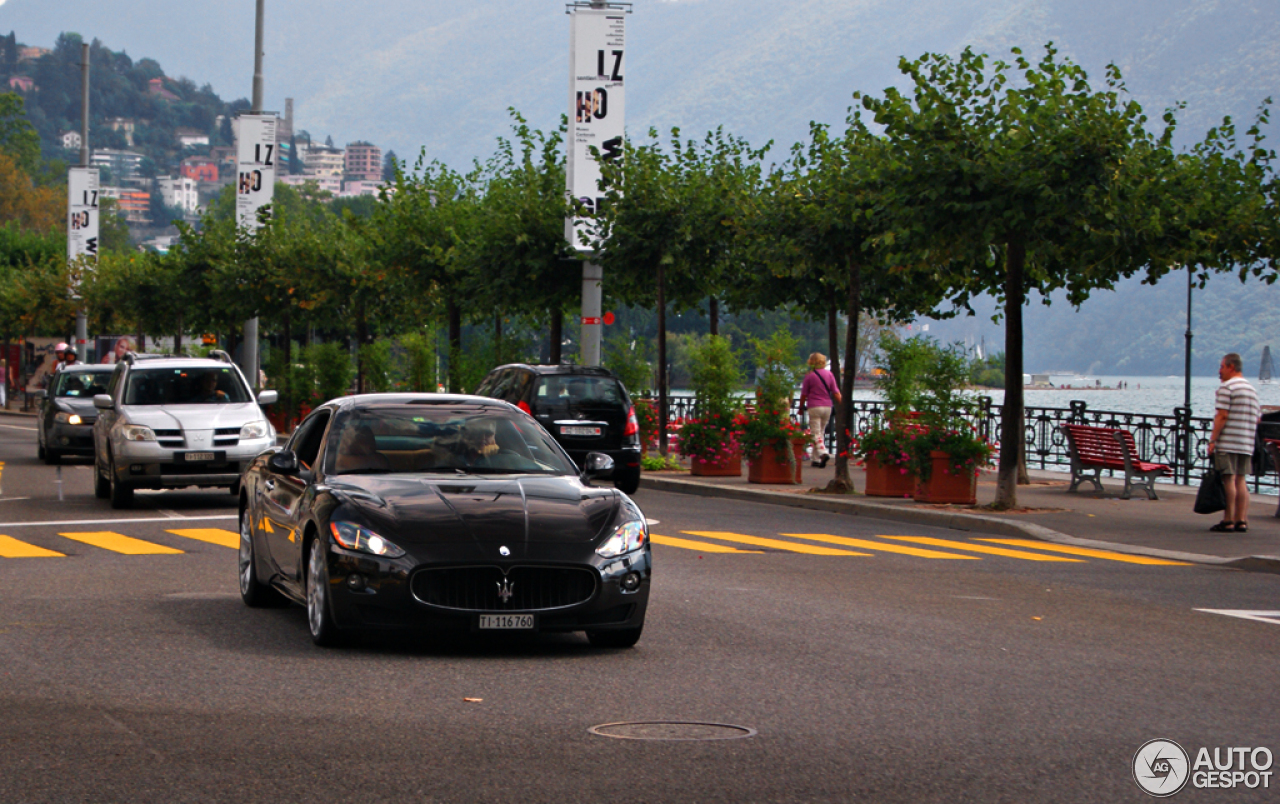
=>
[334,423,390,474]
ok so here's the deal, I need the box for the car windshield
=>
[323,406,579,476]
[535,375,626,406]
[53,371,111,398]
[123,367,251,406]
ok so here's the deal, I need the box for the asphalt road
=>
[0,419,1277,803]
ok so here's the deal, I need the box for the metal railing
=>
[654,394,1277,494]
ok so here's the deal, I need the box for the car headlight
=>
[55,412,83,425]
[596,519,647,558]
[240,421,268,440]
[121,424,156,442]
[329,521,405,558]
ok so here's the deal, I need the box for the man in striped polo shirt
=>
[1208,352,1261,532]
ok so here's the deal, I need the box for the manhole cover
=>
[588,721,757,741]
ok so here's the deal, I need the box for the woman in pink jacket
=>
[798,353,841,468]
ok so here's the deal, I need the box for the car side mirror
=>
[257,390,279,405]
[93,394,114,410]
[583,451,615,481]
[267,450,299,474]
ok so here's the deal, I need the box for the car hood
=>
[121,403,263,431]
[55,398,100,416]
[327,475,619,546]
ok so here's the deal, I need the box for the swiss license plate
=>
[478,614,535,630]
[184,452,216,462]
[561,426,601,437]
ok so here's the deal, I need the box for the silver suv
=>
[92,351,278,508]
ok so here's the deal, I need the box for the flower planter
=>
[748,441,805,485]
[690,447,743,477]
[864,457,916,498]
[913,450,977,504]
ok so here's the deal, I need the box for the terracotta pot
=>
[748,441,805,484]
[864,457,915,498]
[689,447,743,477]
[913,450,977,504]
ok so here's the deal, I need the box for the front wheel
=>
[587,623,644,649]
[239,506,289,608]
[306,539,344,647]
[43,448,61,465]
[94,454,110,499]
[108,455,133,509]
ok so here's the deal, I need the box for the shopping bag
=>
[1194,468,1226,515]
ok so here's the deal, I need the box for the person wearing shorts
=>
[1208,352,1261,533]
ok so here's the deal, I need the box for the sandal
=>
[1235,522,1249,533]
[1209,521,1236,533]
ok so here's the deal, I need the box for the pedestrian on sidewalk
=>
[799,353,841,468]
[1207,352,1261,533]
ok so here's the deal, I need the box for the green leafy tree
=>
[0,92,40,174]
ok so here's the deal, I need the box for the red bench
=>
[1060,424,1171,500]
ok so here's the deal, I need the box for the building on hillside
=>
[7,75,34,92]
[148,78,181,102]
[175,128,210,149]
[344,142,382,182]
[17,47,49,62]
[91,149,145,182]
[180,156,219,183]
[281,174,341,195]
[105,118,136,147]
[340,179,386,198]
[157,176,200,216]
[60,131,82,151]
[100,186,151,225]
[303,145,345,178]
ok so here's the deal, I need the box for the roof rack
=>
[120,351,183,364]
[209,350,234,365]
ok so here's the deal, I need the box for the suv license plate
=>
[479,614,535,630]
[185,452,216,462]
[561,426,601,437]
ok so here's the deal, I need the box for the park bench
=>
[1060,423,1171,500]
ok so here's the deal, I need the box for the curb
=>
[0,408,36,419]
[640,474,1280,576]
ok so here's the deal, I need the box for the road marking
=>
[0,515,236,528]
[781,533,981,560]
[882,536,1084,562]
[651,534,763,554]
[976,539,1193,566]
[682,531,872,556]
[0,424,37,431]
[0,497,31,503]
[1194,609,1280,626]
[58,531,184,555]
[167,528,239,549]
[0,534,65,558]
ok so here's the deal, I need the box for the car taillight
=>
[623,404,639,436]
[518,400,532,415]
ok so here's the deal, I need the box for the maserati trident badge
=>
[499,546,511,556]
[496,579,515,603]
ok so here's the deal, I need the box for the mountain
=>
[1,0,1276,168]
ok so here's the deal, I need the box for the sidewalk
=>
[640,458,1280,574]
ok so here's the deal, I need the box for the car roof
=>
[328,393,522,412]
[491,363,619,378]
[124,357,238,370]
[60,364,114,374]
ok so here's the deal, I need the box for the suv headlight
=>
[330,521,405,558]
[596,519,647,558]
[240,421,268,440]
[54,412,83,425]
[121,424,156,442]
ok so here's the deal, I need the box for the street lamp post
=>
[242,0,265,389]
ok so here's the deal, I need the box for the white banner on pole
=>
[67,167,100,299]
[236,113,277,233]
[566,7,625,251]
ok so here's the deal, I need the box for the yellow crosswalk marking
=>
[167,528,239,549]
[58,531,183,555]
[0,534,65,558]
[781,533,980,559]
[882,536,1083,562]
[682,531,872,556]
[976,539,1193,566]
[651,534,763,554]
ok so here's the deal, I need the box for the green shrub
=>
[305,342,354,403]
[398,332,437,392]
[359,339,394,393]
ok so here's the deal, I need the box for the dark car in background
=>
[475,364,642,494]
[237,394,651,648]
[36,365,115,463]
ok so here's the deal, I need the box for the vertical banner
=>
[566,7,625,251]
[67,167,100,291]
[236,113,277,233]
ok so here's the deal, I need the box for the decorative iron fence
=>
[655,394,1277,494]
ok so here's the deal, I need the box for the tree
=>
[382,150,398,183]
[0,151,61,232]
[0,92,41,175]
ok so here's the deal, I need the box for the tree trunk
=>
[282,309,292,419]
[494,313,503,365]
[994,238,1026,509]
[657,263,669,457]
[447,301,462,393]
[355,303,368,395]
[174,315,183,356]
[549,310,562,365]
[708,297,718,336]
[826,256,860,494]
[827,302,841,388]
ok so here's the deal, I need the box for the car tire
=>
[37,440,45,461]
[94,455,110,499]
[108,455,133,509]
[43,447,61,465]
[239,505,289,608]
[306,538,344,647]
[587,623,643,649]
[613,464,641,495]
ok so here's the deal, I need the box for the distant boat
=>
[1262,346,1274,385]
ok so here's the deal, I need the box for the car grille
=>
[411,565,597,612]
[154,428,184,448]
[213,427,240,447]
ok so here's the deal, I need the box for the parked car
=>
[91,351,278,508]
[475,364,642,494]
[35,365,115,463]
[237,393,651,648]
